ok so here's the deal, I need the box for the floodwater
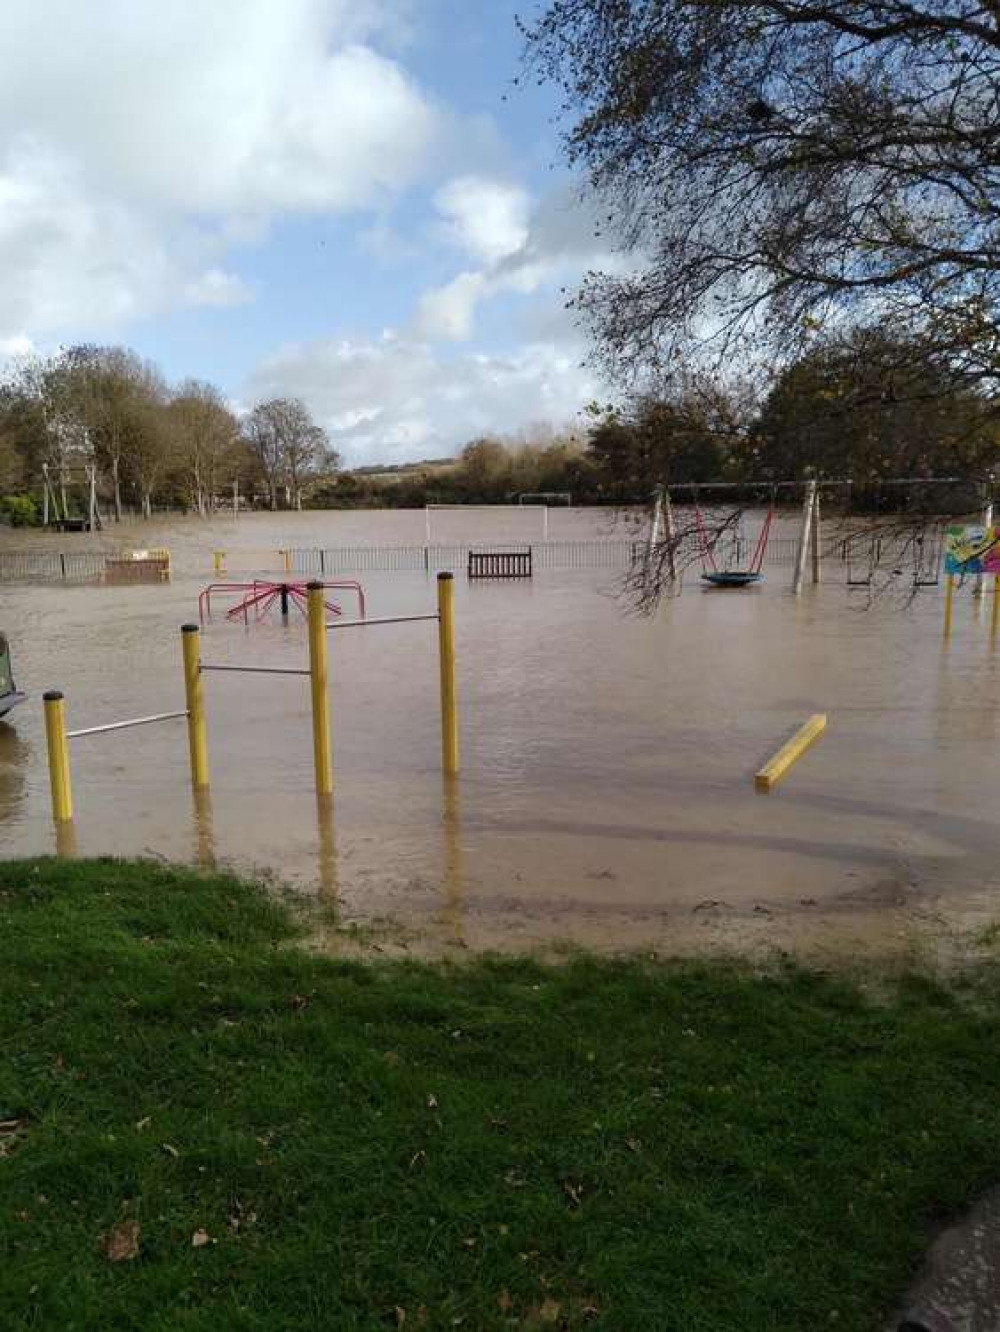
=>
[2,506,999,963]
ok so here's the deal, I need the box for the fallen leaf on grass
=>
[0,1118,25,1157]
[497,1289,513,1313]
[191,1229,213,1248]
[104,1218,141,1263]
[409,1150,427,1170]
[161,1143,179,1158]
[426,1093,438,1110]
[625,1137,642,1154]
[461,1237,477,1249]
[134,1116,151,1132]
[527,1299,562,1326]
[563,1180,584,1208]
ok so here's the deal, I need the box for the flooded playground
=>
[2,507,1000,961]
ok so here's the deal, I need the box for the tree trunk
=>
[113,456,122,523]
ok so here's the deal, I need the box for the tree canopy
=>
[524,0,1000,392]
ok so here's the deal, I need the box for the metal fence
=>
[288,535,946,578]
[0,550,108,582]
[288,541,641,574]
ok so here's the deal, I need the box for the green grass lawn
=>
[2,858,1000,1330]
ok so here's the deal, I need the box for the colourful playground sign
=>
[944,524,1000,575]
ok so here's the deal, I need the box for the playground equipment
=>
[468,550,532,580]
[42,577,459,827]
[43,687,194,824]
[198,579,365,625]
[755,715,828,793]
[41,460,102,531]
[695,495,776,587]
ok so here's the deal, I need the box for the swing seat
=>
[701,570,764,587]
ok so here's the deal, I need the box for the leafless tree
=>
[170,382,238,516]
[524,0,1000,397]
[243,398,336,510]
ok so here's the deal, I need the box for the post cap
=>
[306,580,323,591]
[437,571,454,582]
[181,623,200,634]
[43,689,64,702]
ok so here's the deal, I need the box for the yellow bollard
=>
[281,548,292,575]
[992,575,1000,646]
[437,573,459,775]
[43,690,74,823]
[213,550,226,576]
[307,582,333,797]
[943,574,955,639]
[181,625,210,790]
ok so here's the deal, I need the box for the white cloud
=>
[0,3,436,217]
[434,176,531,264]
[0,143,251,341]
[248,334,597,463]
[0,0,439,338]
[182,268,254,309]
[414,272,487,341]
[0,334,34,359]
[411,178,618,345]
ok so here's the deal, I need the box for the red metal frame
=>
[199,579,366,625]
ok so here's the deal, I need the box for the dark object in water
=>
[701,571,764,588]
[0,633,26,718]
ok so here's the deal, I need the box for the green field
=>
[2,858,999,1330]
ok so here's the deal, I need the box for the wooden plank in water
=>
[755,714,827,794]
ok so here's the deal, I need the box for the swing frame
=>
[694,490,775,587]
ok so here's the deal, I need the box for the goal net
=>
[425,504,552,543]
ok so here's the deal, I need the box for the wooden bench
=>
[467,549,533,580]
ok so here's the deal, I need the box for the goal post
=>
[424,503,553,543]
[517,492,572,507]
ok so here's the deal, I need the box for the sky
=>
[0,0,613,466]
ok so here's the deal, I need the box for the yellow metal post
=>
[307,582,333,797]
[943,574,955,639]
[992,575,1000,646]
[281,548,292,574]
[437,572,459,775]
[213,550,226,576]
[43,690,73,823]
[181,625,210,790]
[755,714,827,794]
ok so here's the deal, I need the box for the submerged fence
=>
[288,534,946,577]
[0,548,170,583]
[289,541,640,575]
[0,550,109,582]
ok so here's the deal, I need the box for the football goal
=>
[425,503,554,543]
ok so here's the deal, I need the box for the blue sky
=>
[0,1,607,464]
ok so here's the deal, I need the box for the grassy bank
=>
[2,859,1000,1330]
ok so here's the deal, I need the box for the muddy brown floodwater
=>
[1,507,999,962]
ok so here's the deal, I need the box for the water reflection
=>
[191,788,216,869]
[0,721,28,824]
[440,775,464,945]
[316,794,338,907]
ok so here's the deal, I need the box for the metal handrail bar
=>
[68,710,189,740]
[325,614,439,630]
[200,664,311,676]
